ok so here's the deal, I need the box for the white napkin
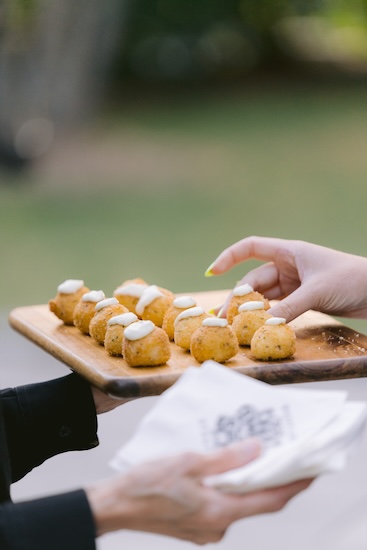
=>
[110,361,367,493]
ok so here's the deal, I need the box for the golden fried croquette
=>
[123,320,171,367]
[73,290,106,334]
[104,312,138,356]
[113,281,149,315]
[115,278,174,312]
[135,285,174,327]
[190,317,239,363]
[226,284,270,324]
[49,279,90,325]
[174,306,210,350]
[251,317,296,360]
[158,286,175,299]
[89,297,129,345]
[231,301,272,346]
[162,296,197,340]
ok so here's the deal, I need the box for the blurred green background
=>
[1,0,367,332]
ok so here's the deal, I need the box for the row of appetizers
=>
[48,279,296,367]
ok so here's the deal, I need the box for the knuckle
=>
[179,451,201,468]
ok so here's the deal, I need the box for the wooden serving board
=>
[8,290,367,398]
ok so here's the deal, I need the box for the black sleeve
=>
[1,374,99,482]
[0,489,96,550]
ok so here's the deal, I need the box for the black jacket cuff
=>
[2,374,99,482]
[0,489,96,550]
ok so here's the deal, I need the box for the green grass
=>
[2,80,367,335]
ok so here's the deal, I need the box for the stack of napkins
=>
[110,361,367,493]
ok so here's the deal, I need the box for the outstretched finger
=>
[188,439,261,478]
[205,236,288,276]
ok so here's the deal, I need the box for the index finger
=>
[188,439,261,478]
[206,236,288,276]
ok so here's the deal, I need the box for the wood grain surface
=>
[8,290,367,398]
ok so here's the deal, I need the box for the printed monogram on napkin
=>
[199,403,293,451]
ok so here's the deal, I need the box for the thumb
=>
[189,438,261,478]
[268,285,316,322]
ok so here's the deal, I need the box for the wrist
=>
[86,478,129,536]
[90,386,135,414]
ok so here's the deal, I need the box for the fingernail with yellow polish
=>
[204,262,216,277]
[208,304,222,315]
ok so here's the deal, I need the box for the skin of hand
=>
[205,236,367,323]
[86,439,312,544]
[91,386,135,414]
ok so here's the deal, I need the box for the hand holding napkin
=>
[110,361,367,493]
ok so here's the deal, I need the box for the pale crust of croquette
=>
[174,313,210,350]
[231,309,272,346]
[139,294,174,327]
[123,327,171,367]
[73,300,97,334]
[251,324,296,360]
[190,325,239,363]
[104,324,125,356]
[226,291,270,324]
[89,304,129,345]
[49,286,90,326]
